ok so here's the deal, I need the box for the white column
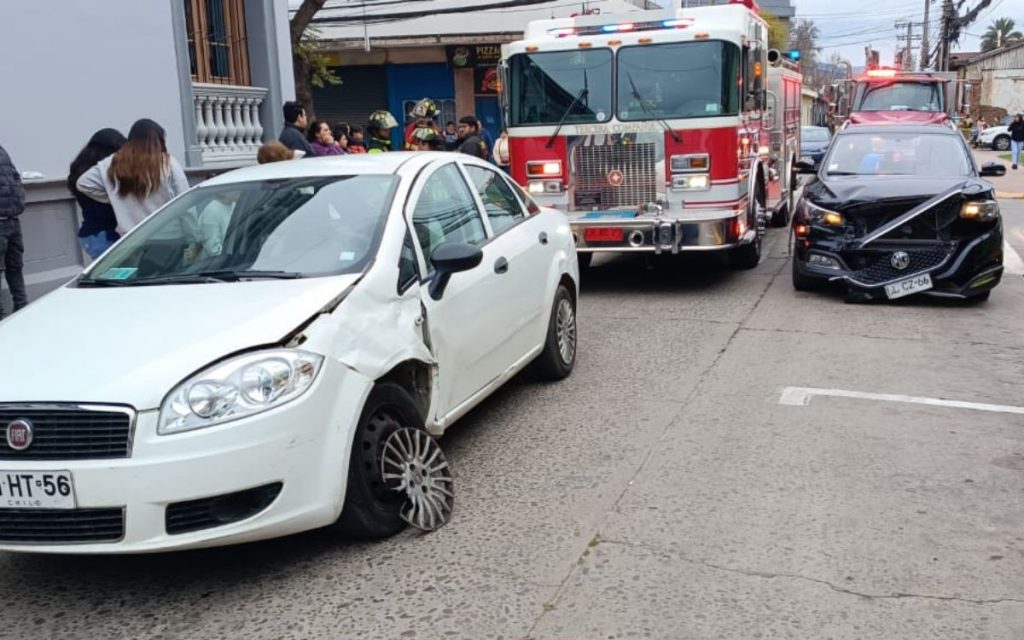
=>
[195,96,209,153]
[211,96,227,154]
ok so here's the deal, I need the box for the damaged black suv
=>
[791,124,1005,302]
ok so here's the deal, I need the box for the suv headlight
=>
[158,349,324,435]
[805,201,844,226]
[960,200,1000,221]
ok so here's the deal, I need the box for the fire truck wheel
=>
[577,253,592,271]
[770,200,791,228]
[730,237,761,270]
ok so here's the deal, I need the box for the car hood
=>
[0,275,359,409]
[981,126,1008,138]
[801,143,829,153]
[804,175,992,216]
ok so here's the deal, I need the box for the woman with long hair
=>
[76,118,189,233]
[307,120,345,156]
[68,128,126,258]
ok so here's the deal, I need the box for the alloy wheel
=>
[556,298,577,366]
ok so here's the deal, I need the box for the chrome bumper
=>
[570,212,755,254]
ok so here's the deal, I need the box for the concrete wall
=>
[982,70,1024,115]
[0,0,185,181]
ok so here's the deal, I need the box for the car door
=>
[407,161,519,419]
[461,162,555,356]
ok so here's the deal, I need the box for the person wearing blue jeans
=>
[1009,114,1024,169]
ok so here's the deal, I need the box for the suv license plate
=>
[885,273,933,299]
[0,471,76,509]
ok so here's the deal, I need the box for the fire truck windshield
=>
[508,50,614,126]
[617,41,740,120]
[856,82,943,112]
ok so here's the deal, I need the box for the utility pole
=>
[921,0,931,70]
[938,0,953,71]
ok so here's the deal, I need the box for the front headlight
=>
[805,201,844,226]
[960,200,1000,221]
[158,349,324,435]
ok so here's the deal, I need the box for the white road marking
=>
[779,386,1024,416]
[1004,240,1024,276]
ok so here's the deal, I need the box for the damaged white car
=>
[0,153,578,552]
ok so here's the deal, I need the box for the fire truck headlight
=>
[528,180,564,194]
[670,154,710,173]
[671,174,711,191]
[527,160,563,177]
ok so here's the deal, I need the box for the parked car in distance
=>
[976,116,1014,151]
[0,153,579,553]
[800,126,832,169]
[792,125,1005,302]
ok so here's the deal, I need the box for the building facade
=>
[0,0,294,300]
[310,0,648,147]
[954,45,1024,117]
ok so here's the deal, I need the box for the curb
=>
[996,191,1024,199]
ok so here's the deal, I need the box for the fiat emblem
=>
[890,251,911,271]
[607,169,625,187]
[6,419,33,451]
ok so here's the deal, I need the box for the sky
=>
[794,0,1024,67]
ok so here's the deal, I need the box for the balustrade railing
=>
[192,83,269,166]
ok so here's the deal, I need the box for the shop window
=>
[184,0,251,85]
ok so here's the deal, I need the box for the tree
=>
[762,10,790,52]
[981,17,1023,52]
[789,19,821,89]
[290,0,341,119]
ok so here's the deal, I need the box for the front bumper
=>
[795,229,1004,300]
[0,361,373,553]
[570,209,756,255]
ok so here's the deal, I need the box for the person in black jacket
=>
[1009,114,1024,170]
[0,143,28,319]
[278,102,314,157]
[68,129,126,259]
[455,116,489,160]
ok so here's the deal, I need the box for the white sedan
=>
[0,153,578,552]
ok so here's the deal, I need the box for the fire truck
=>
[499,0,802,269]
[840,69,957,127]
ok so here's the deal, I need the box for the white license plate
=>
[885,273,933,299]
[0,470,76,509]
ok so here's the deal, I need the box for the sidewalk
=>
[973,148,1024,199]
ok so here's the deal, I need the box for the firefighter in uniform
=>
[366,110,399,154]
[404,99,443,151]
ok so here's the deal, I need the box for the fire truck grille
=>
[572,142,658,210]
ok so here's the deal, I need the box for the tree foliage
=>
[761,10,790,52]
[290,0,333,119]
[789,19,821,89]
[981,17,1024,52]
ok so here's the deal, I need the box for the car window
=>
[464,165,526,234]
[397,229,419,292]
[412,163,487,271]
[825,133,971,177]
[84,176,397,283]
[506,177,542,215]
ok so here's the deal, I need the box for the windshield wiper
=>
[191,270,304,281]
[826,171,862,176]
[626,72,681,143]
[78,270,303,287]
[546,69,589,149]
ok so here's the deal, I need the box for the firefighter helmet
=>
[411,98,439,119]
[368,110,398,130]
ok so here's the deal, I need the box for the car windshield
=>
[856,82,943,112]
[508,49,613,126]
[802,127,830,143]
[617,41,740,120]
[81,175,398,285]
[825,132,972,177]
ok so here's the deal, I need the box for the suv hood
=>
[804,175,992,213]
[0,276,358,409]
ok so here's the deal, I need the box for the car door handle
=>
[494,257,509,274]
[538,231,549,245]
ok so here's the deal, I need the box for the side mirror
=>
[428,242,483,300]
[980,162,1007,177]
[794,160,817,174]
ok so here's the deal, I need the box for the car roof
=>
[837,124,960,137]
[198,152,466,187]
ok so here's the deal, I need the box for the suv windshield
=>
[856,82,943,112]
[508,49,613,126]
[825,133,971,177]
[617,41,740,120]
[82,175,398,285]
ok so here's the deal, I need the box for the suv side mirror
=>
[428,242,483,300]
[980,162,1007,177]
[794,160,817,174]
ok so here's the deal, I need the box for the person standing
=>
[444,121,458,150]
[279,101,314,157]
[0,143,28,319]
[1010,114,1024,170]
[347,126,368,154]
[366,111,399,154]
[307,121,345,156]
[75,119,190,234]
[456,116,489,160]
[68,128,126,259]
[257,140,298,164]
[493,129,511,173]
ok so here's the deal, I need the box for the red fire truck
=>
[842,69,957,126]
[499,0,801,269]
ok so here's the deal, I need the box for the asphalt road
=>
[2,220,1023,639]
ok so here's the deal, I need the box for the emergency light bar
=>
[549,18,694,38]
[866,69,898,78]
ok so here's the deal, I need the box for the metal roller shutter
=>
[313,66,389,129]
